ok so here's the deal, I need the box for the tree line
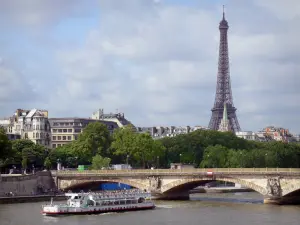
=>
[1,123,300,171]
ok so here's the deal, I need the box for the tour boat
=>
[42,190,155,216]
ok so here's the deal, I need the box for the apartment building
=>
[0,109,51,146]
[91,109,132,128]
[48,118,118,148]
[136,125,209,139]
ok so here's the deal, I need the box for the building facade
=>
[49,118,119,149]
[235,131,260,141]
[0,109,51,146]
[91,109,132,128]
[136,125,209,139]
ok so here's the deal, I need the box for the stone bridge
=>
[52,168,300,204]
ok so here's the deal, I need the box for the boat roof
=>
[65,193,84,197]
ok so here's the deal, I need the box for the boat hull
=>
[42,203,155,216]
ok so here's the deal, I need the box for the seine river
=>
[1,193,300,225]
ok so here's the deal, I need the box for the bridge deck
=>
[52,168,300,177]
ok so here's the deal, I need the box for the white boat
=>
[42,190,155,216]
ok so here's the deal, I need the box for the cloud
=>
[0,58,36,108]
[0,0,97,28]
[1,0,300,133]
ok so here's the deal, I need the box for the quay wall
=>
[0,171,56,196]
[0,195,66,204]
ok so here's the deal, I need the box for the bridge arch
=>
[161,177,267,196]
[62,179,148,192]
[282,181,300,197]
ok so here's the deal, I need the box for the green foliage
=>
[111,125,136,156]
[91,154,111,169]
[22,156,28,170]
[5,124,300,169]
[48,122,111,166]
[44,157,52,170]
[110,125,165,168]
[11,139,46,167]
[77,122,111,157]
[0,127,12,162]
[159,129,300,168]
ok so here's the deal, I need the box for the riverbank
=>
[189,187,254,194]
[0,195,67,204]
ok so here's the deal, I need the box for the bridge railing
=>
[53,168,300,176]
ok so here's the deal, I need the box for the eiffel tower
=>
[208,6,241,132]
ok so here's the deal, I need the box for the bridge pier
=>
[264,196,300,205]
[151,191,190,200]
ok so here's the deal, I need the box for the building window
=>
[33,133,35,138]
[57,144,61,147]
[53,129,57,133]
[58,129,62,133]
[63,129,67,133]
[52,136,56,140]
[68,129,72,132]
[57,136,61,140]
[52,144,56,148]
[74,129,81,133]
[68,136,72,140]
[74,135,78,140]
[63,136,66,140]
[37,125,40,130]
[36,133,39,139]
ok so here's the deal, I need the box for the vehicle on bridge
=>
[42,190,155,216]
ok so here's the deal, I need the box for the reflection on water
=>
[190,192,264,204]
[1,192,300,225]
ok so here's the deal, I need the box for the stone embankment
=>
[0,194,67,204]
[0,170,58,203]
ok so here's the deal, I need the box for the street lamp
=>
[156,156,159,169]
[179,154,182,163]
[32,164,35,174]
[57,158,61,171]
[126,155,129,165]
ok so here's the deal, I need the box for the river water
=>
[1,193,300,225]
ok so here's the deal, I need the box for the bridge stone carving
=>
[148,176,161,192]
[52,168,300,204]
[266,177,282,197]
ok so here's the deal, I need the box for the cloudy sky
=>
[0,0,299,133]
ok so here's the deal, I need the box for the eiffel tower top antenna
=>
[223,5,225,19]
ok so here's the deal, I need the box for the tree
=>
[77,122,111,157]
[111,125,165,168]
[133,133,165,168]
[91,154,111,169]
[200,145,229,168]
[0,127,12,162]
[111,125,136,157]
[44,157,52,170]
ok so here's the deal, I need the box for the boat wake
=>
[156,205,174,209]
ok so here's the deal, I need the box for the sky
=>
[0,0,299,133]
